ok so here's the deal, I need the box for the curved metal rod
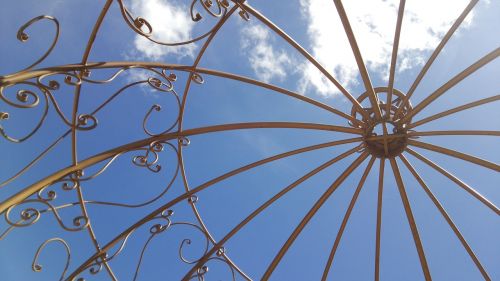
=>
[333,0,381,120]
[400,47,500,124]
[85,147,180,208]
[408,140,500,172]
[194,68,361,126]
[64,139,363,280]
[17,15,60,72]
[399,154,491,281]
[408,95,500,129]
[261,152,369,280]
[321,156,376,281]
[1,62,360,126]
[0,84,49,143]
[0,80,149,188]
[71,1,117,279]
[374,158,385,281]
[389,158,432,281]
[394,0,479,118]
[181,146,363,281]
[0,122,362,214]
[386,0,406,115]
[405,148,500,215]
[239,1,370,121]
[177,7,251,278]
[178,5,237,130]
[116,0,230,47]
[32,238,70,281]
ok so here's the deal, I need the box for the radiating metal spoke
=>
[237,2,370,120]
[409,130,500,137]
[181,146,363,281]
[321,157,376,281]
[401,47,500,123]
[1,62,361,126]
[389,158,432,281]
[408,140,500,172]
[195,68,362,125]
[406,148,500,214]
[65,143,365,280]
[0,128,363,214]
[374,158,385,281]
[381,123,390,157]
[408,95,500,129]
[261,152,369,280]
[394,0,479,118]
[386,0,406,115]
[399,154,492,281]
[333,0,382,120]
[2,0,498,279]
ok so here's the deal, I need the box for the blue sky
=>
[0,0,499,280]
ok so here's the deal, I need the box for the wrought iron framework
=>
[0,0,498,280]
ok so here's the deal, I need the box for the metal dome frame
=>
[0,0,498,280]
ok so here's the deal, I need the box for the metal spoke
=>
[374,158,385,281]
[261,152,369,280]
[321,157,376,281]
[64,143,366,280]
[389,158,432,281]
[408,140,500,172]
[399,154,492,281]
[386,0,406,115]
[1,61,364,126]
[240,2,370,120]
[195,68,361,125]
[394,0,479,118]
[0,128,364,214]
[381,122,391,157]
[409,130,500,137]
[333,0,382,120]
[400,47,500,123]
[181,147,363,281]
[405,148,500,214]
[408,95,500,129]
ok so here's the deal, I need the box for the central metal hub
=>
[364,119,408,158]
[350,87,413,158]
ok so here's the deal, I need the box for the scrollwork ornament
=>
[5,199,89,232]
[0,84,49,143]
[16,15,60,72]
[32,238,70,281]
[0,71,97,142]
[190,0,229,22]
[191,72,205,84]
[179,136,191,147]
[37,172,81,202]
[142,72,181,136]
[190,257,236,281]
[77,114,98,131]
[132,141,165,172]
[116,0,230,46]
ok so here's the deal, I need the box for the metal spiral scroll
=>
[0,0,499,280]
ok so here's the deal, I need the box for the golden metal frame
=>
[0,0,498,280]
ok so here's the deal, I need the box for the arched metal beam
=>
[0,121,363,214]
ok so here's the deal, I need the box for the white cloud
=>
[297,0,475,97]
[129,0,196,59]
[240,23,293,83]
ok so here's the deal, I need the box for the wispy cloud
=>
[128,0,196,60]
[297,0,475,97]
[240,23,293,83]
